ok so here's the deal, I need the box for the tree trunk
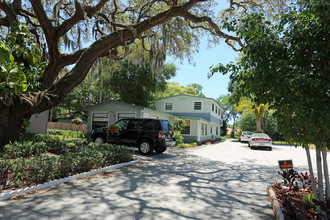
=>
[305,145,319,201]
[256,117,262,132]
[316,148,324,202]
[0,98,27,147]
[321,144,330,200]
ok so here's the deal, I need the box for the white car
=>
[240,131,253,143]
[248,133,272,150]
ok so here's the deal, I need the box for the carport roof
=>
[82,100,144,111]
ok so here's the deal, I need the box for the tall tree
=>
[211,0,329,214]
[235,98,268,133]
[0,0,291,146]
[217,94,239,133]
[105,59,176,107]
[153,81,202,100]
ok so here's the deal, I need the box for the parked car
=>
[90,119,175,155]
[240,131,253,143]
[248,133,272,150]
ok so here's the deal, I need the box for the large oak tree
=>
[0,0,288,146]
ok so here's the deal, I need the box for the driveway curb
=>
[267,185,284,220]
[0,160,139,201]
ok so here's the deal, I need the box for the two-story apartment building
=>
[84,95,223,143]
[155,95,223,142]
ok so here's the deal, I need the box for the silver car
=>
[240,131,253,143]
[248,133,272,150]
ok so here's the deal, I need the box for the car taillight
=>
[158,131,165,138]
[268,139,272,142]
[241,135,245,137]
[251,138,256,141]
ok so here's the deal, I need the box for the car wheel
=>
[94,136,105,144]
[248,143,250,148]
[155,146,167,154]
[138,140,153,155]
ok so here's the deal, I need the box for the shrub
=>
[2,141,49,159]
[174,132,184,146]
[302,191,316,210]
[0,144,133,191]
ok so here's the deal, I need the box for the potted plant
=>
[109,124,120,133]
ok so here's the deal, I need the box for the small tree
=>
[172,117,186,146]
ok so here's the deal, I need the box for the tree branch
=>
[57,0,84,38]
[183,12,243,51]
[49,0,206,101]
[29,0,55,39]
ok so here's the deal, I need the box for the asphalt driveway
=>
[1,140,326,219]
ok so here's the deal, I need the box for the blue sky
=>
[168,38,239,100]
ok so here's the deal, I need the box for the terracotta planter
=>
[110,127,119,133]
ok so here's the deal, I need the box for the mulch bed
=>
[273,185,318,219]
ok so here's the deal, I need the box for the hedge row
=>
[0,143,133,191]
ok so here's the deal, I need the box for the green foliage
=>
[173,117,186,132]
[47,129,85,139]
[237,113,256,132]
[0,22,46,95]
[174,132,184,146]
[105,59,176,107]
[217,94,240,123]
[0,136,133,191]
[302,191,316,210]
[211,0,329,147]
[153,82,203,100]
[172,117,186,145]
[1,141,49,159]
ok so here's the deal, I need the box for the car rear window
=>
[142,120,161,130]
[253,133,269,138]
[243,132,253,135]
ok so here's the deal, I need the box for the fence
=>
[47,122,87,132]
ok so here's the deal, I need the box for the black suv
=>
[90,119,175,155]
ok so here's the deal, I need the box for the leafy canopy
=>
[210,0,329,146]
[0,22,46,95]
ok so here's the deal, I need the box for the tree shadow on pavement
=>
[0,149,278,220]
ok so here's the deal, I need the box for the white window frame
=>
[193,101,203,110]
[201,122,208,136]
[91,111,109,129]
[164,101,173,111]
[181,120,191,135]
[116,111,137,121]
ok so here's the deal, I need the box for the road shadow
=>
[0,148,277,220]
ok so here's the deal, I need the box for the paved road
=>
[0,140,327,219]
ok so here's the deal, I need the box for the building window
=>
[212,103,214,111]
[92,113,108,129]
[218,110,220,115]
[181,120,190,135]
[211,126,213,134]
[201,123,208,136]
[194,101,202,110]
[165,102,173,110]
[216,127,219,136]
[215,106,218,114]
